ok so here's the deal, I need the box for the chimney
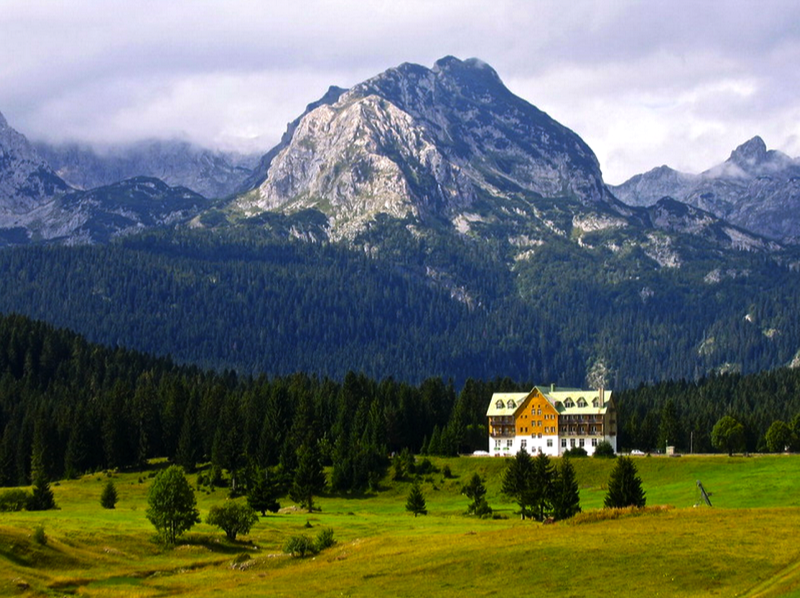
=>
[550,383,556,393]
[599,387,605,406]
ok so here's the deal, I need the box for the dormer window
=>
[577,398,587,408]
[555,401,563,409]
[495,400,504,409]
[592,398,599,408]
[507,399,516,409]
[564,398,574,408]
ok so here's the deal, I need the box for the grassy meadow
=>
[2,454,800,597]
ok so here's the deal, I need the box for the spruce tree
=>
[247,468,281,516]
[530,452,555,521]
[604,456,646,508]
[290,442,326,513]
[101,479,118,509]
[551,456,581,520]
[502,449,537,519]
[405,481,427,517]
[27,471,56,511]
[462,472,491,517]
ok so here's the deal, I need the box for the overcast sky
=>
[2,0,799,184]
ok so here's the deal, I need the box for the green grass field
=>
[2,454,800,597]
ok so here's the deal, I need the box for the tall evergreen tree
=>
[551,456,581,520]
[247,467,281,516]
[604,456,646,509]
[530,452,555,522]
[501,449,534,519]
[290,441,326,513]
[405,481,427,517]
[27,471,56,511]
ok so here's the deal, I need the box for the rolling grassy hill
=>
[2,454,800,597]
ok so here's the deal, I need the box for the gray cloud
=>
[1,0,799,183]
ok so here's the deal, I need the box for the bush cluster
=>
[283,528,336,558]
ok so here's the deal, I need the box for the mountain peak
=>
[728,136,768,167]
[238,57,613,238]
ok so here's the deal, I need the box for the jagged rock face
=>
[612,136,800,243]
[239,57,614,237]
[34,140,258,199]
[0,111,71,213]
[1,176,209,244]
[646,197,780,252]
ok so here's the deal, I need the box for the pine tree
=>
[551,456,581,520]
[530,452,555,521]
[247,468,281,516]
[405,481,427,517]
[462,472,491,517]
[501,449,534,519]
[101,479,118,509]
[27,471,56,511]
[290,442,326,513]
[604,456,646,508]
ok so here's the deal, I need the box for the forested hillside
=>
[2,312,800,491]
[0,223,798,387]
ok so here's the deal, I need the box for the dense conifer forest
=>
[0,224,798,388]
[2,312,800,492]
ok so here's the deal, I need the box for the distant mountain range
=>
[611,136,800,244]
[34,139,258,200]
[2,58,797,253]
[2,57,800,386]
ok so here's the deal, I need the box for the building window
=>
[592,398,599,407]
[538,433,542,439]
[561,439,567,447]
[506,439,513,448]
[521,439,527,450]
[547,439,553,447]
[579,439,585,447]
[577,398,587,407]
[495,439,501,448]
[570,439,576,448]
[537,408,542,415]
[592,438,598,447]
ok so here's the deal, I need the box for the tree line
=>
[2,312,800,494]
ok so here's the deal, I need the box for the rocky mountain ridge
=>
[0,110,71,214]
[611,136,800,243]
[35,139,259,199]
[234,57,628,241]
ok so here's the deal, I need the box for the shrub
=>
[283,535,318,557]
[563,447,588,458]
[0,489,31,512]
[593,441,615,458]
[415,458,437,475]
[206,500,259,541]
[441,464,453,478]
[32,526,47,546]
[315,527,336,551]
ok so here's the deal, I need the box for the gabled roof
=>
[487,387,614,417]
[536,387,613,415]
[486,392,530,416]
